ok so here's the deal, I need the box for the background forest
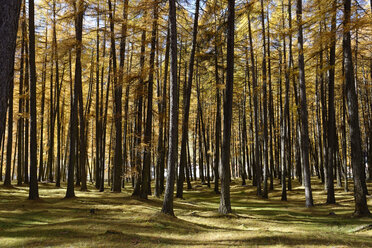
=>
[0,0,372,246]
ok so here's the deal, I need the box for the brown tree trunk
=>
[260,0,269,198]
[161,0,179,216]
[326,0,337,204]
[155,26,169,197]
[343,0,370,216]
[218,0,235,214]
[0,0,22,147]
[28,0,39,200]
[75,1,87,191]
[141,1,158,199]
[17,4,26,186]
[248,11,261,196]
[176,0,200,198]
[108,0,122,193]
[297,0,313,207]
[39,26,48,182]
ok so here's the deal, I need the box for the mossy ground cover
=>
[0,178,371,247]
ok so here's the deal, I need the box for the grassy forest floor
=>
[0,178,372,247]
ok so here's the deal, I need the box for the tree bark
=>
[107,0,122,193]
[155,26,169,197]
[219,0,235,214]
[260,0,269,198]
[28,0,39,200]
[343,0,370,216]
[0,0,22,148]
[176,0,200,198]
[161,0,178,216]
[141,0,158,199]
[17,5,26,186]
[75,1,87,191]
[326,0,337,204]
[248,11,262,196]
[297,0,313,207]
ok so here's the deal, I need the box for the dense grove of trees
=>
[0,0,371,217]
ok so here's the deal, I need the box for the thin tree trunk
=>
[176,0,200,198]
[214,12,221,193]
[161,0,179,216]
[4,70,14,187]
[132,23,146,197]
[108,0,122,193]
[297,0,313,207]
[155,26,169,197]
[141,1,158,198]
[75,1,87,191]
[248,11,262,196]
[95,2,101,189]
[326,0,337,204]
[28,0,39,200]
[260,0,269,198]
[17,5,26,186]
[39,26,48,182]
[121,0,129,189]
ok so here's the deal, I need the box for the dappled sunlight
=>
[0,179,371,247]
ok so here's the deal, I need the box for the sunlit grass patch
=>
[0,179,371,247]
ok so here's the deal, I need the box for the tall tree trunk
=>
[66,1,84,198]
[297,0,313,207]
[218,0,235,214]
[121,0,129,189]
[47,0,58,183]
[214,12,221,194]
[75,0,87,191]
[4,68,14,187]
[141,0,158,198]
[132,23,146,197]
[343,0,370,216]
[0,0,22,147]
[176,0,200,198]
[155,26,169,197]
[326,0,337,204]
[248,11,261,196]
[342,81,349,192]
[100,32,111,192]
[260,0,269,198]
[267,9,275,191]
[95,2,101,189]
[24,38,30,184]
[161,0,178,216]
[197,80,211,188]
[17,4,26,186]
[28,0,39,200]
[39,26,48,182]
[108,0,122,193]
[280,2,287,200]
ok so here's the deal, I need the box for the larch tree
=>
[176,0,200,199]
[141,0,158,199]
[0,1,22,184]
[343,0,370,217]
[296,0,313,208]
[161,0,179,216]
[218,0,235,215]
[29,0,39,200]
[108,0,122,193]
